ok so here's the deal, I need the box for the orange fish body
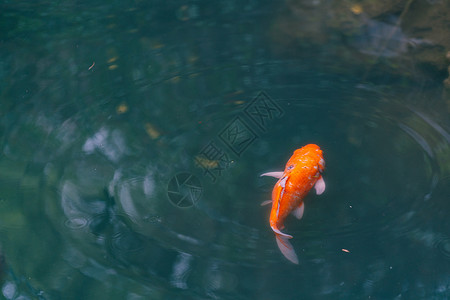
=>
[261,144,325,264]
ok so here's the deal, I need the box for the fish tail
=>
[271,224,298,264]
[275,233,299,264]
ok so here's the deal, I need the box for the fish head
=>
[286,144,325,175]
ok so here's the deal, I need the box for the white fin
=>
[260,171,284,178]
[279,176,288,188]
[276,234,299,264]
[292,202,304,219]
[271,225,293,239]
[260,200,272,206]
[314,176,326,195]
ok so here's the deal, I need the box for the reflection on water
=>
[0,0,450,299]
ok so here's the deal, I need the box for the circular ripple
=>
[64,217,89,230]
[110,230,145,253]
[435,237,450,260]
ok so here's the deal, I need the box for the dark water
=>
[1,1,450,299]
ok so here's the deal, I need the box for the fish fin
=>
[260,200,272,206]
[275,234,299,264]
[279,176,288,188]
[260,171,284,178]
[271,225,293,239]
[314,176,326,195]
[292,202,304,220]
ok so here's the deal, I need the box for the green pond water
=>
[0,1,449,299]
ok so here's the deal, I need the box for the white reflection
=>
[83,127,108,154]
[62,247,87,269]
[409,108,450,143]
[61,180,106,230]
[143,173,155,197]
[398,123,433,157]
[118,183,139,222]
[353,18,432,58]
[109,169,122,197]
[55,118,79,153]
[82,127,128,162]
[61,181,83,219]
[170,252,192,289]
[176,233,201,245]
[2,282,17,299]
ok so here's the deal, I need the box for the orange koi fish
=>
[261,144,325,264]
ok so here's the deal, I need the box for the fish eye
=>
[287,165,294,170]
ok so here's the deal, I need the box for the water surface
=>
[0,1,449,299]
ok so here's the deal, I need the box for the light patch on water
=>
[61,181,83,220]
[118,183,139,222]
[62,247,87,269]
[55,118,80,153]
[409,107,450,144]
[203,261,238,296]
[170,252,192,289]
[2,282,17,299]
[64,217,88,230]
[109,169,122,197]
[398,123,433,157]
[83,127,108,154]
[82,127,129,162]
[143,173,155,197]
[60,180,106,229]
[351,18,432,58]
[176,233,201,245]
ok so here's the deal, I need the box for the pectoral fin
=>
[275,234,299,264]
[260,171,284,178]
[292,202,304,219]
[260,200,272,206]
[314,176,326,195]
